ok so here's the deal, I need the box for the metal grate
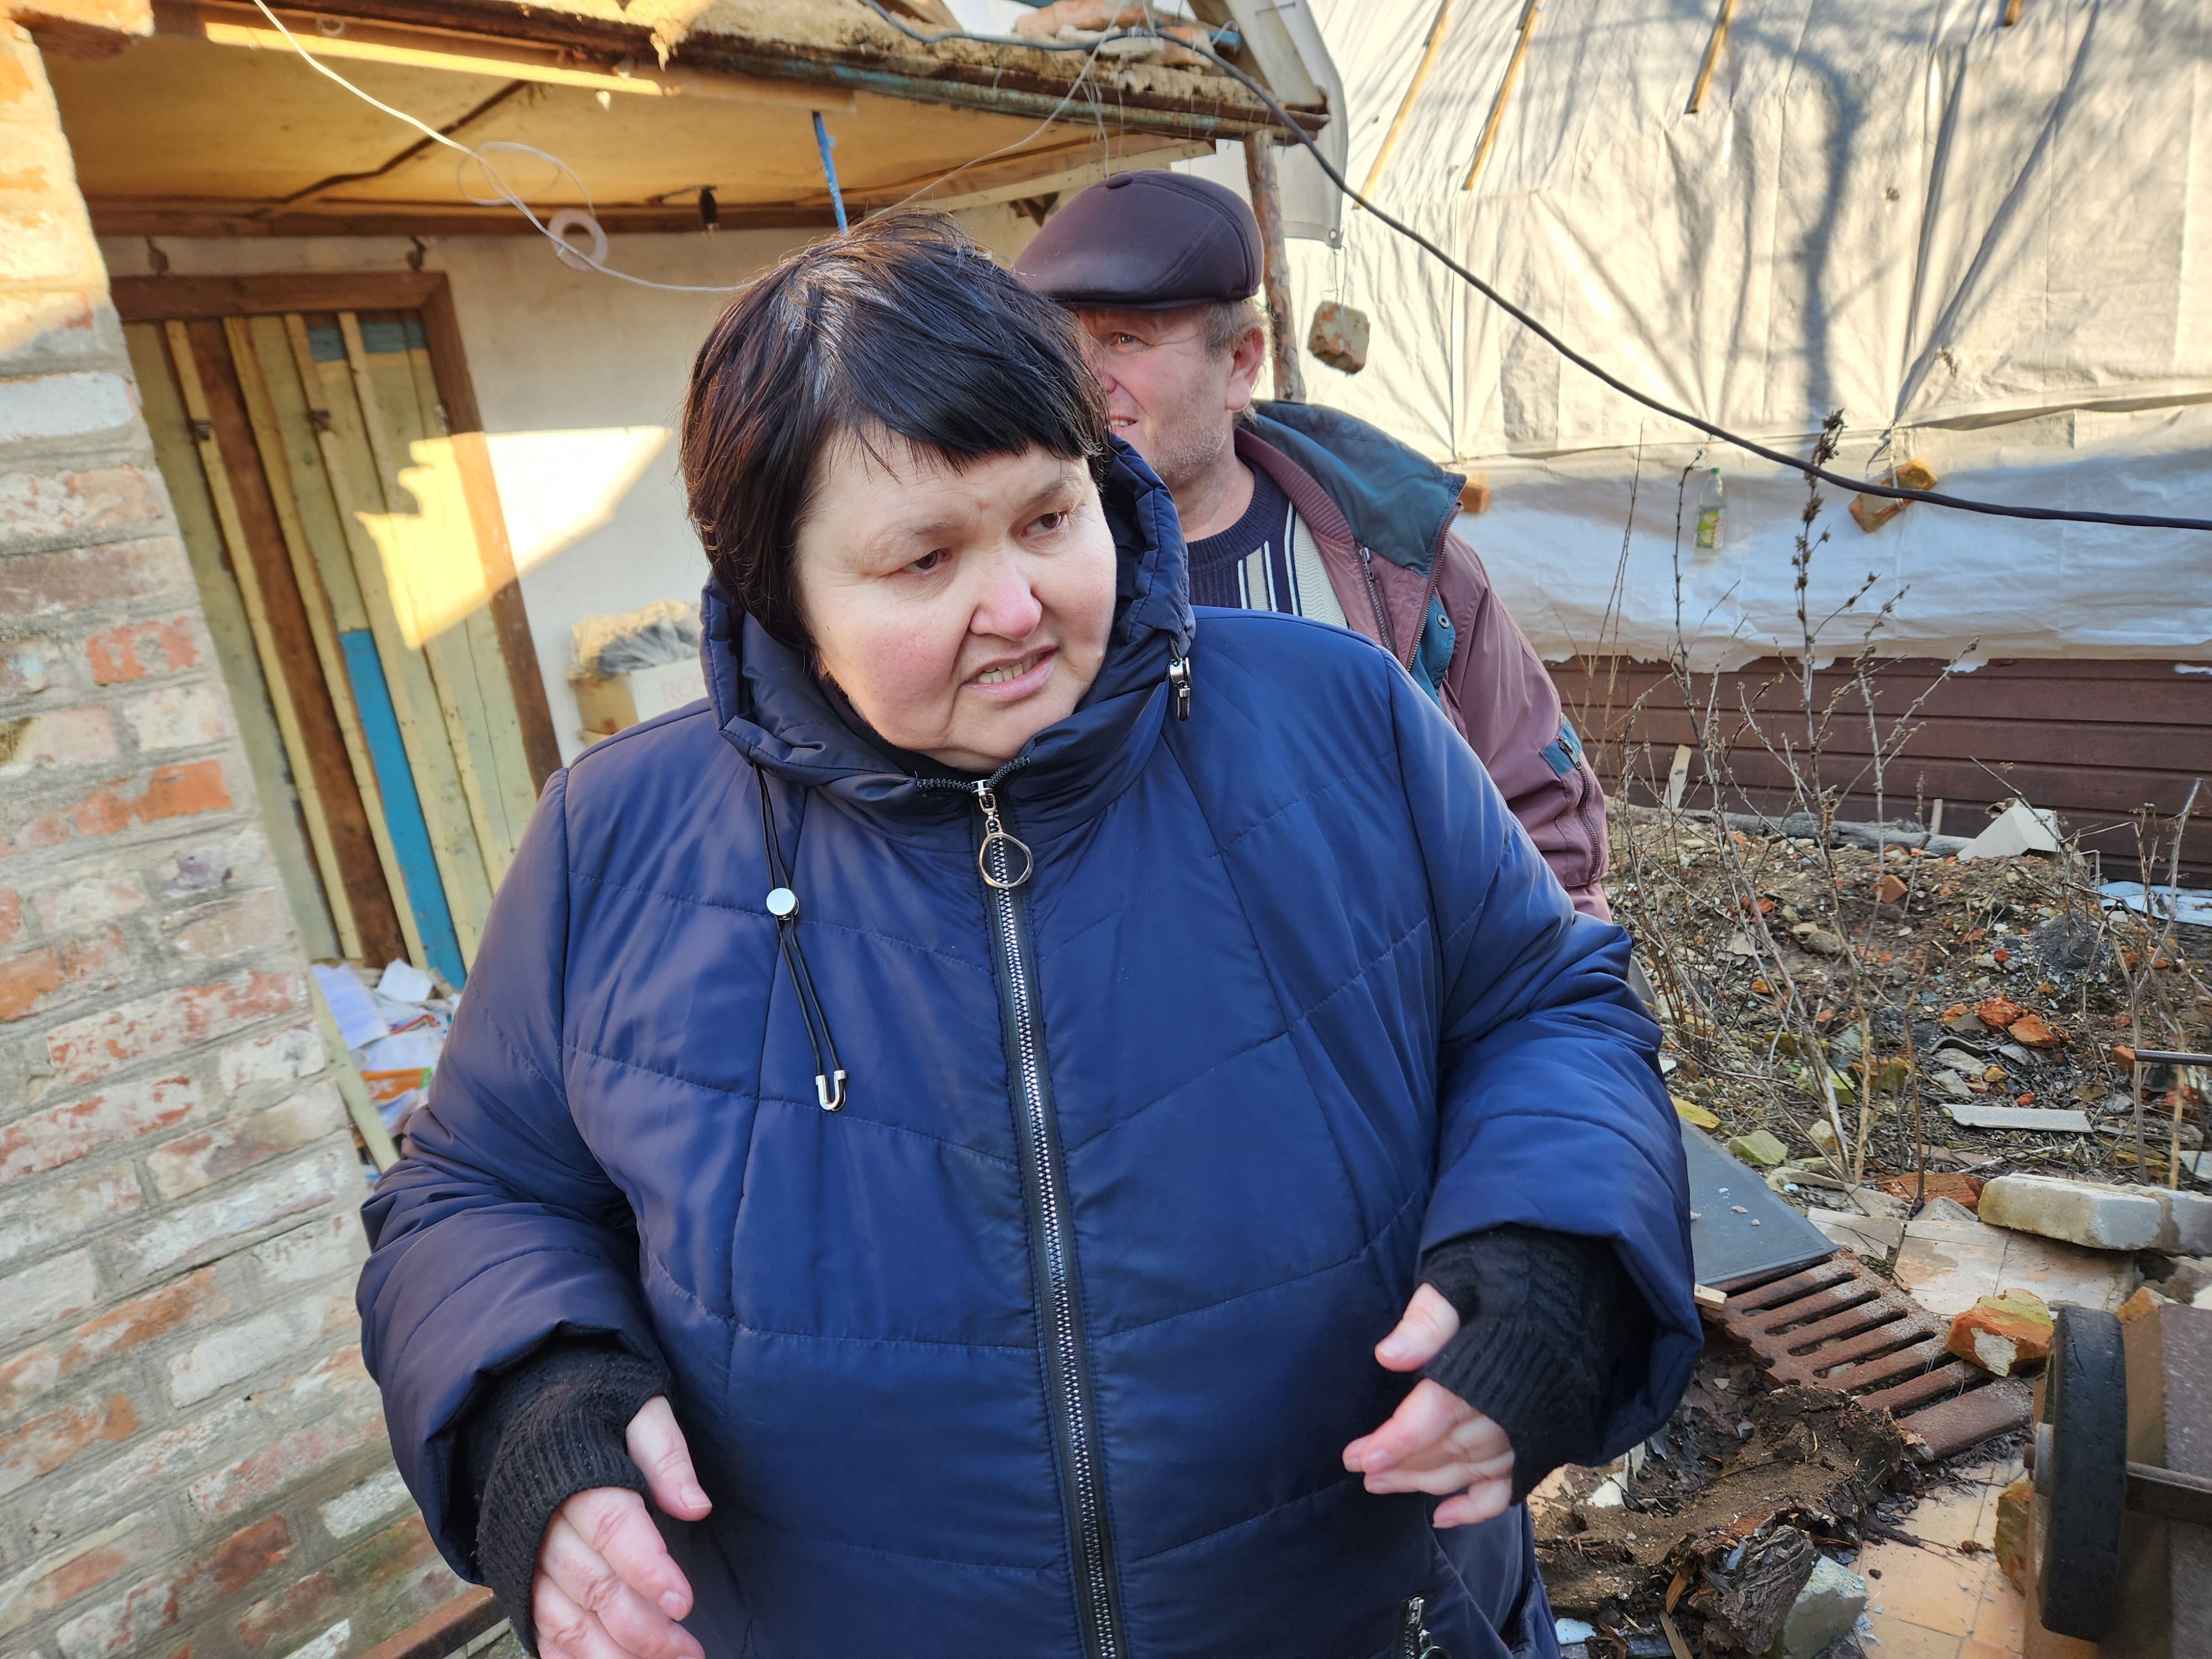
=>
[1711,1255,2033,1460]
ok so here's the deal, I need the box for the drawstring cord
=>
[754,766,848,1112]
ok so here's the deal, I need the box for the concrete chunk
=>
[1764,1554,1867,1659]
[1979,1173,2163,1251]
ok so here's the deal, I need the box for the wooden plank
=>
[336,310,495,962]
[1462,0,1540,191]
[1243,135,1305,403]
[419,278,563,789]
[341,629,469,989]
[359,321,517,881]
[1686,0,1738,115]
[228,315,420,972]
[166,319,366,962]
[114,273,444,324]
[1360,0,1458,201]
[307,970,402,1171]
[126,322,342,963]
[266,315,371,633]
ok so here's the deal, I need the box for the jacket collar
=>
[701,440,1193,844]
[1243,401,1464,579]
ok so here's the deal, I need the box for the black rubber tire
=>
[2036,1304,2128,1640]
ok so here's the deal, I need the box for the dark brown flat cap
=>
[1013,171,1261,310]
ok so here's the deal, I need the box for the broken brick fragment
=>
[1875,873,1908,904]
[1945,1290,2052,1377]
[1974,995,2026,1030]
[2006,1013,2062,1048]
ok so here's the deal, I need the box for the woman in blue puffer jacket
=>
[358,215,1696,1659]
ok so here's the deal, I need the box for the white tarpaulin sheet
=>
[1191,0,2212,664]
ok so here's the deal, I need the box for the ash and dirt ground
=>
[1608,806,2211,1190]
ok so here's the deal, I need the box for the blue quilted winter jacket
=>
[358,447,1697,1659]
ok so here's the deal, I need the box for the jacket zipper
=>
[968,781,1126,1659]
[1357,546,1396,656]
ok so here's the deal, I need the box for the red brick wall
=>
[1,23,460,1657]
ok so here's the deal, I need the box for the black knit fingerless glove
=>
[1420,1225,1656,1504]
[456,1343,671,1655]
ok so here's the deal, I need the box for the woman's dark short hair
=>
[681,213,1110,648]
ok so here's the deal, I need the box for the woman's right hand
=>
[533,1396,713,1659]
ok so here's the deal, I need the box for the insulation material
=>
[1249,0,2212,662]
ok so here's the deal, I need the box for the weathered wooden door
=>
[121,275,558,987]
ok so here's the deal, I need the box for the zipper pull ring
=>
[974,785,1034,890]
[1167,654,1192,721]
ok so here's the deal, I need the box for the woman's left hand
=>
[1341,1285,1515,1528]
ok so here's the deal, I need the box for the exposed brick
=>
[0,1511,163,1639]
[48,1397,254,1515]
[0,291,107,374]
[55,1514,290,1659]
[0,372,134,444]
[331,1515,438,1598]
[44,966,296,1085]
[221,1023,325,1095]
[147,1084,342,1202]
[277,1619,351,1659]
[120,684,227,754]
[0,207,91,287]
[234,1572,335,1650]
[0,1073,196,1186]
[1,756,233,857]
[0,1266,225,1417]
[118,1144,349,1278]
[0,1391,137,1501]
[0,1164,140,1267]
[0,1245,97,1342]
[0,705,116,775]
[84,615,199,685]
[1,635,51,700]
[0,884,17,946]
[0,924,128,1021]
[250,1212,359,1286]
[34,870,147,931]
[315,1468,410,1542]
[168,888,285,963]
[259,1344,377,1423]
[165,1284,353,1406]
[158,835,260,900]
[0,538,190,618]
[187,1407,382,1517]
[0,468,163,552]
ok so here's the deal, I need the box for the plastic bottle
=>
[1694,467,1725,554]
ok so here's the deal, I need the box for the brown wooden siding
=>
[1550,656,2212,880]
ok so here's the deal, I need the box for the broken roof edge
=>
[194,0,1330,140]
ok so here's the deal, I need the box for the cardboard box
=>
[572,658,708,741]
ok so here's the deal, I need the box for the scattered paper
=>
[311,963,388,1049]
[377,958,435,1004]
[2099,880,2212,928]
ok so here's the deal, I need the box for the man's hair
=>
[1201,296,1266,358]
[681,213,1110,648]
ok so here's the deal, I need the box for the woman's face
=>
[792,434,1118,774]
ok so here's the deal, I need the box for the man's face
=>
[1074,306,1264,494]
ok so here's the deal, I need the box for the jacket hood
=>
[700,440,1194,842]
[1246,401,1466,578]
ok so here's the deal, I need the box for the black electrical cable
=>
[857,0,2212,536]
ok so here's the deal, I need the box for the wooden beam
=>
[229,315,425,972]
[1463,0,1540,191]
[164,319,366,960]
[186,2,855,110]
[1686,0,1738,115]
[417,279,562,790]
[1360,0,1458,202]
[116,273,445,323]
[1243,133,1305,404]
[91,202,839,239]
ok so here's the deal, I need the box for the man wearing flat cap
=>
[1017,171,1610,916]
